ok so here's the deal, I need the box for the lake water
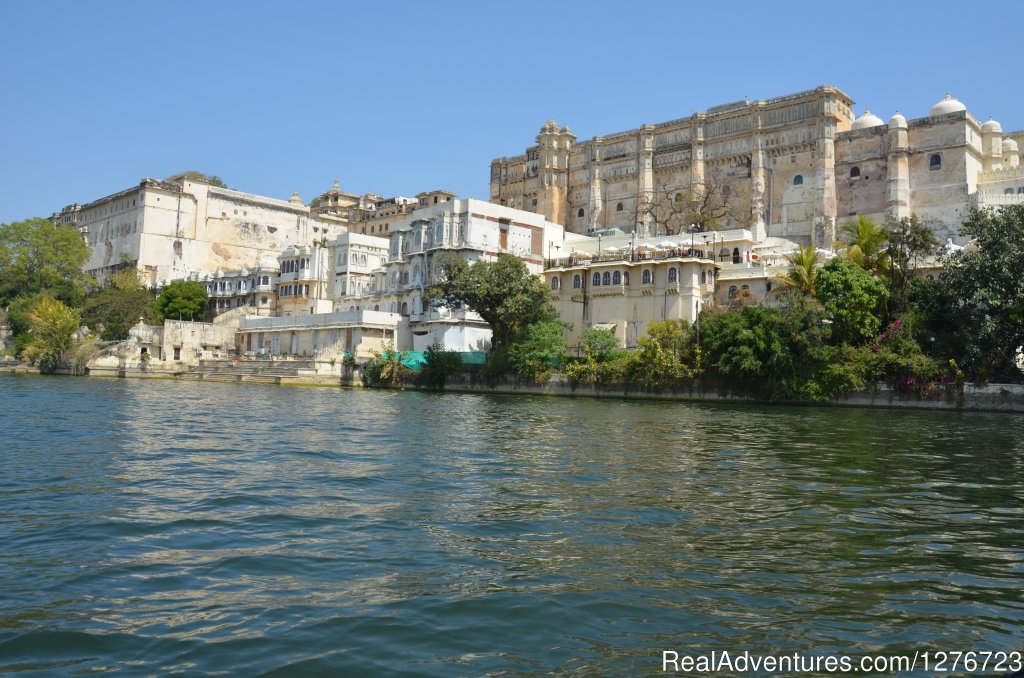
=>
[1,374,1022,676]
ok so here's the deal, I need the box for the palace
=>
[489,86,1023,246]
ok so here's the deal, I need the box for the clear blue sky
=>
[1,0,1021,225]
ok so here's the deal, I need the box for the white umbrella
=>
[660,241,677,248]
[605,246,619,252]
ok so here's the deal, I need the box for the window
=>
[612,271,621,285]
[573,274,581,289]
[741,284,749,292]
[732,247,741,264]
[707,269,713,283]
[642,269,652,285]
[700,270,706,284]
[623,271,630,286]
[373,304,380,311]
[850,166,860,178]
[601,271,610,286]
[793,175,804,186]
[728,285,738,299]
[668,267,677,283]
[930,154,942,170]
[766,281,772,292]
[531,198,537,206]
[390,302,397,313]
[550,276,560,290]
[1006,188,1015,195]
[592,272,601,286]
[360,254,366,266]
[401,301,409,316]
[616,202,623,211]
[577,208,586,218]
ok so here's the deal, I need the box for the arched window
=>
[602,271,611,286]
[412,297,422,314]
[701,270,707,284]
[592,272,601,286]
[401,302,409,316]
[732,247,741,264]
[741,284,749,293]
[360,254,366,266]
[1018,187,1024,194]
[707,269,713,283]
[1006,188,1015,195]
[623,271,630,286]
[793,175,804,186]
[850,166,860,178]
[930,154,942,170]
[550,276,560,290]
[616,202,623,212]
[578,208,585,218]
[668,267,678,283]
[435,221,443,242]
[728,285,738,299]
[413,264,421,284]
[390,302,397,313]
[349,305,355,311]
[573,274,582,289]
[373,304,380,311]
[612,271,621,285]
[642,269,652,285]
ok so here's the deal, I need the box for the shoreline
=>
[4,364,1023,414]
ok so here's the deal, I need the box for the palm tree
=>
[776,244,820,296]
[841,216,888,274]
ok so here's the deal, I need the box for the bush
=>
[507,320,568,383]
[417,338,462,388]
[363,341,413,387]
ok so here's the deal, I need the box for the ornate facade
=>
[490,87,1023,246]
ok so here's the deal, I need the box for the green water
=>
[1,374,1022,675]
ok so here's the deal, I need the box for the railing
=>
[240,310,401,332]
[545,248,714,269]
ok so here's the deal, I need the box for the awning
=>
[592,323,617,332]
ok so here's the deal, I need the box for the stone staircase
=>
[180,359,317,384]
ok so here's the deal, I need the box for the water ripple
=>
[1,375,1022,675]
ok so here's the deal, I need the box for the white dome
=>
[851,108,885,130]
[981,118,1003,133]
[930,93,966,117]
[1002,138,1019,153]
[888,111,907,128]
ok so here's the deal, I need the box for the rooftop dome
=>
[889,111,907,129]
[851,108,885,130]
[288,192,303,204]
[930,93,966,117]
[1002,138,1019,153]
[981,117,1003,133]
[239,267,250,276]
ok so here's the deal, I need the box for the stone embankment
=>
[3,361,1022,413]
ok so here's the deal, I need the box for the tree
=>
[579,326,621,360]
[82,269,159,341]
[155,280,209,321]
[929,205,1024,381]
[840,216,889,274]
[885,215,939,314]
[21,297,80,372]
[775,244,821,296]
[635,170,738,236]
[625,319,698,390]
[507,320,568,383]
[427,252,556,351]
[0,217,92,307]
[167,171,228,189]
[815,257,889,346]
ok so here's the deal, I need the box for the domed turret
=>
[288,192,303,205]
[851,108,885,130]
[888,111,907,129]
[981,118,1003,133]
[1002,138,1018,153]
[930,93,967,117]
